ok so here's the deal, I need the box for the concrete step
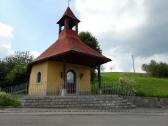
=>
[22,96,125,102]
[22,98,128,102]
[22,95,136,109]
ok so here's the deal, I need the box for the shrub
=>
[142,60,168,78]
[92,77,137,96]
[118,77,137,96]
[91,80,99,94]
[0,92,21,107]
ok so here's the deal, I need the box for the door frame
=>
[66,68,78,94]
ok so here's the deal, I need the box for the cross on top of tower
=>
[68,0,71,7]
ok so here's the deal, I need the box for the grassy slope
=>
[102,72,168,97]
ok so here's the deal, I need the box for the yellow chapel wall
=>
[47,61,91,94]
[29,61,91,96]
[47,61,63,95]
[28,62,48,96]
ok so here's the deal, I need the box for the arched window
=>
[37,72,42,83]
[67,70,76,84]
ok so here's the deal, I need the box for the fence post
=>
[98,65,102,95]
[26,82,28,95]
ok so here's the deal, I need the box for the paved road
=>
[0,110,168,126]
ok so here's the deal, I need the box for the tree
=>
[0,60,9,83]
[79,32,102,53]
[6,64,27,84]
[0,51,33,87]
[79,32,102,82]
[142,60,168,78]
[131,55,135,73]
[100,65,105,72]
[110,66,113,72]
[4,51,33,70]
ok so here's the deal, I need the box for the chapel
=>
[28,7,111,96]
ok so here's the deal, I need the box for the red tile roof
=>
[34,29,110,63]
[57,7,80,24]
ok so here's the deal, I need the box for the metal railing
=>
[45,81,136,98]
[0,83,28,94]
[0,81,136,98]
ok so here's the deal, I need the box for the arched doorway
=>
[66,69,76,94]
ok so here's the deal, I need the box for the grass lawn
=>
[102,72,168,97]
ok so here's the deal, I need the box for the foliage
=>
[0,92,21,107]
[0,60,9,83]
[79,32,102,82]
[90,69,97,82]
[79,31,102,53]
[6,64,27,84]
[102,72,168,97]
[4,51,33,69]
[91,81,99,94]
[0,51,33,87]
[100,65,105,72]
[91,77,136,96]
[118,77,136,95]
[142,60,168,78]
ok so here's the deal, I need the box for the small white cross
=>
[68,0,71,7]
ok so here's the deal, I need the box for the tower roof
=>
[57,7,80,24]
[32,29,111,66]
[30,7,111,67]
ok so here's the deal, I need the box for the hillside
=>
[102,72,168,97]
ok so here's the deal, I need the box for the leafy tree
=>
[0,51,33,87]
[0,60,9,85]
[142,60,168,78]
[79,32,102,53]
[0,60,7,79]
[79,32,102,82]
[100,65,105,72]
[4,51,33,70]
[6,64,27,84]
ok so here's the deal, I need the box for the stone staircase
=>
[22,95,135,110]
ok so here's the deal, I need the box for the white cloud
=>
[0,22,14,58]
[30,50,40,58]
[104,52,168,73]
[75,0,146,35]
[75,0,168,72]
[135,54,168,72]
[0,22,40,60]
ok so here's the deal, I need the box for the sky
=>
[0,0,168,72]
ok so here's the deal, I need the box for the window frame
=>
[36,72,42,84]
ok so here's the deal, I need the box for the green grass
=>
[102,72,168,97]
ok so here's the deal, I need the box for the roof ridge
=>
[34,29,110,63]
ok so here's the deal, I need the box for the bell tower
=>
[57,7,80,34]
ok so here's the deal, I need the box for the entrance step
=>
[22,95,136,110]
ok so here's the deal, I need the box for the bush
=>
[118,77,137,95]
[91,77,137,96]
[142,60,168,78]
[0,92,21,107]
